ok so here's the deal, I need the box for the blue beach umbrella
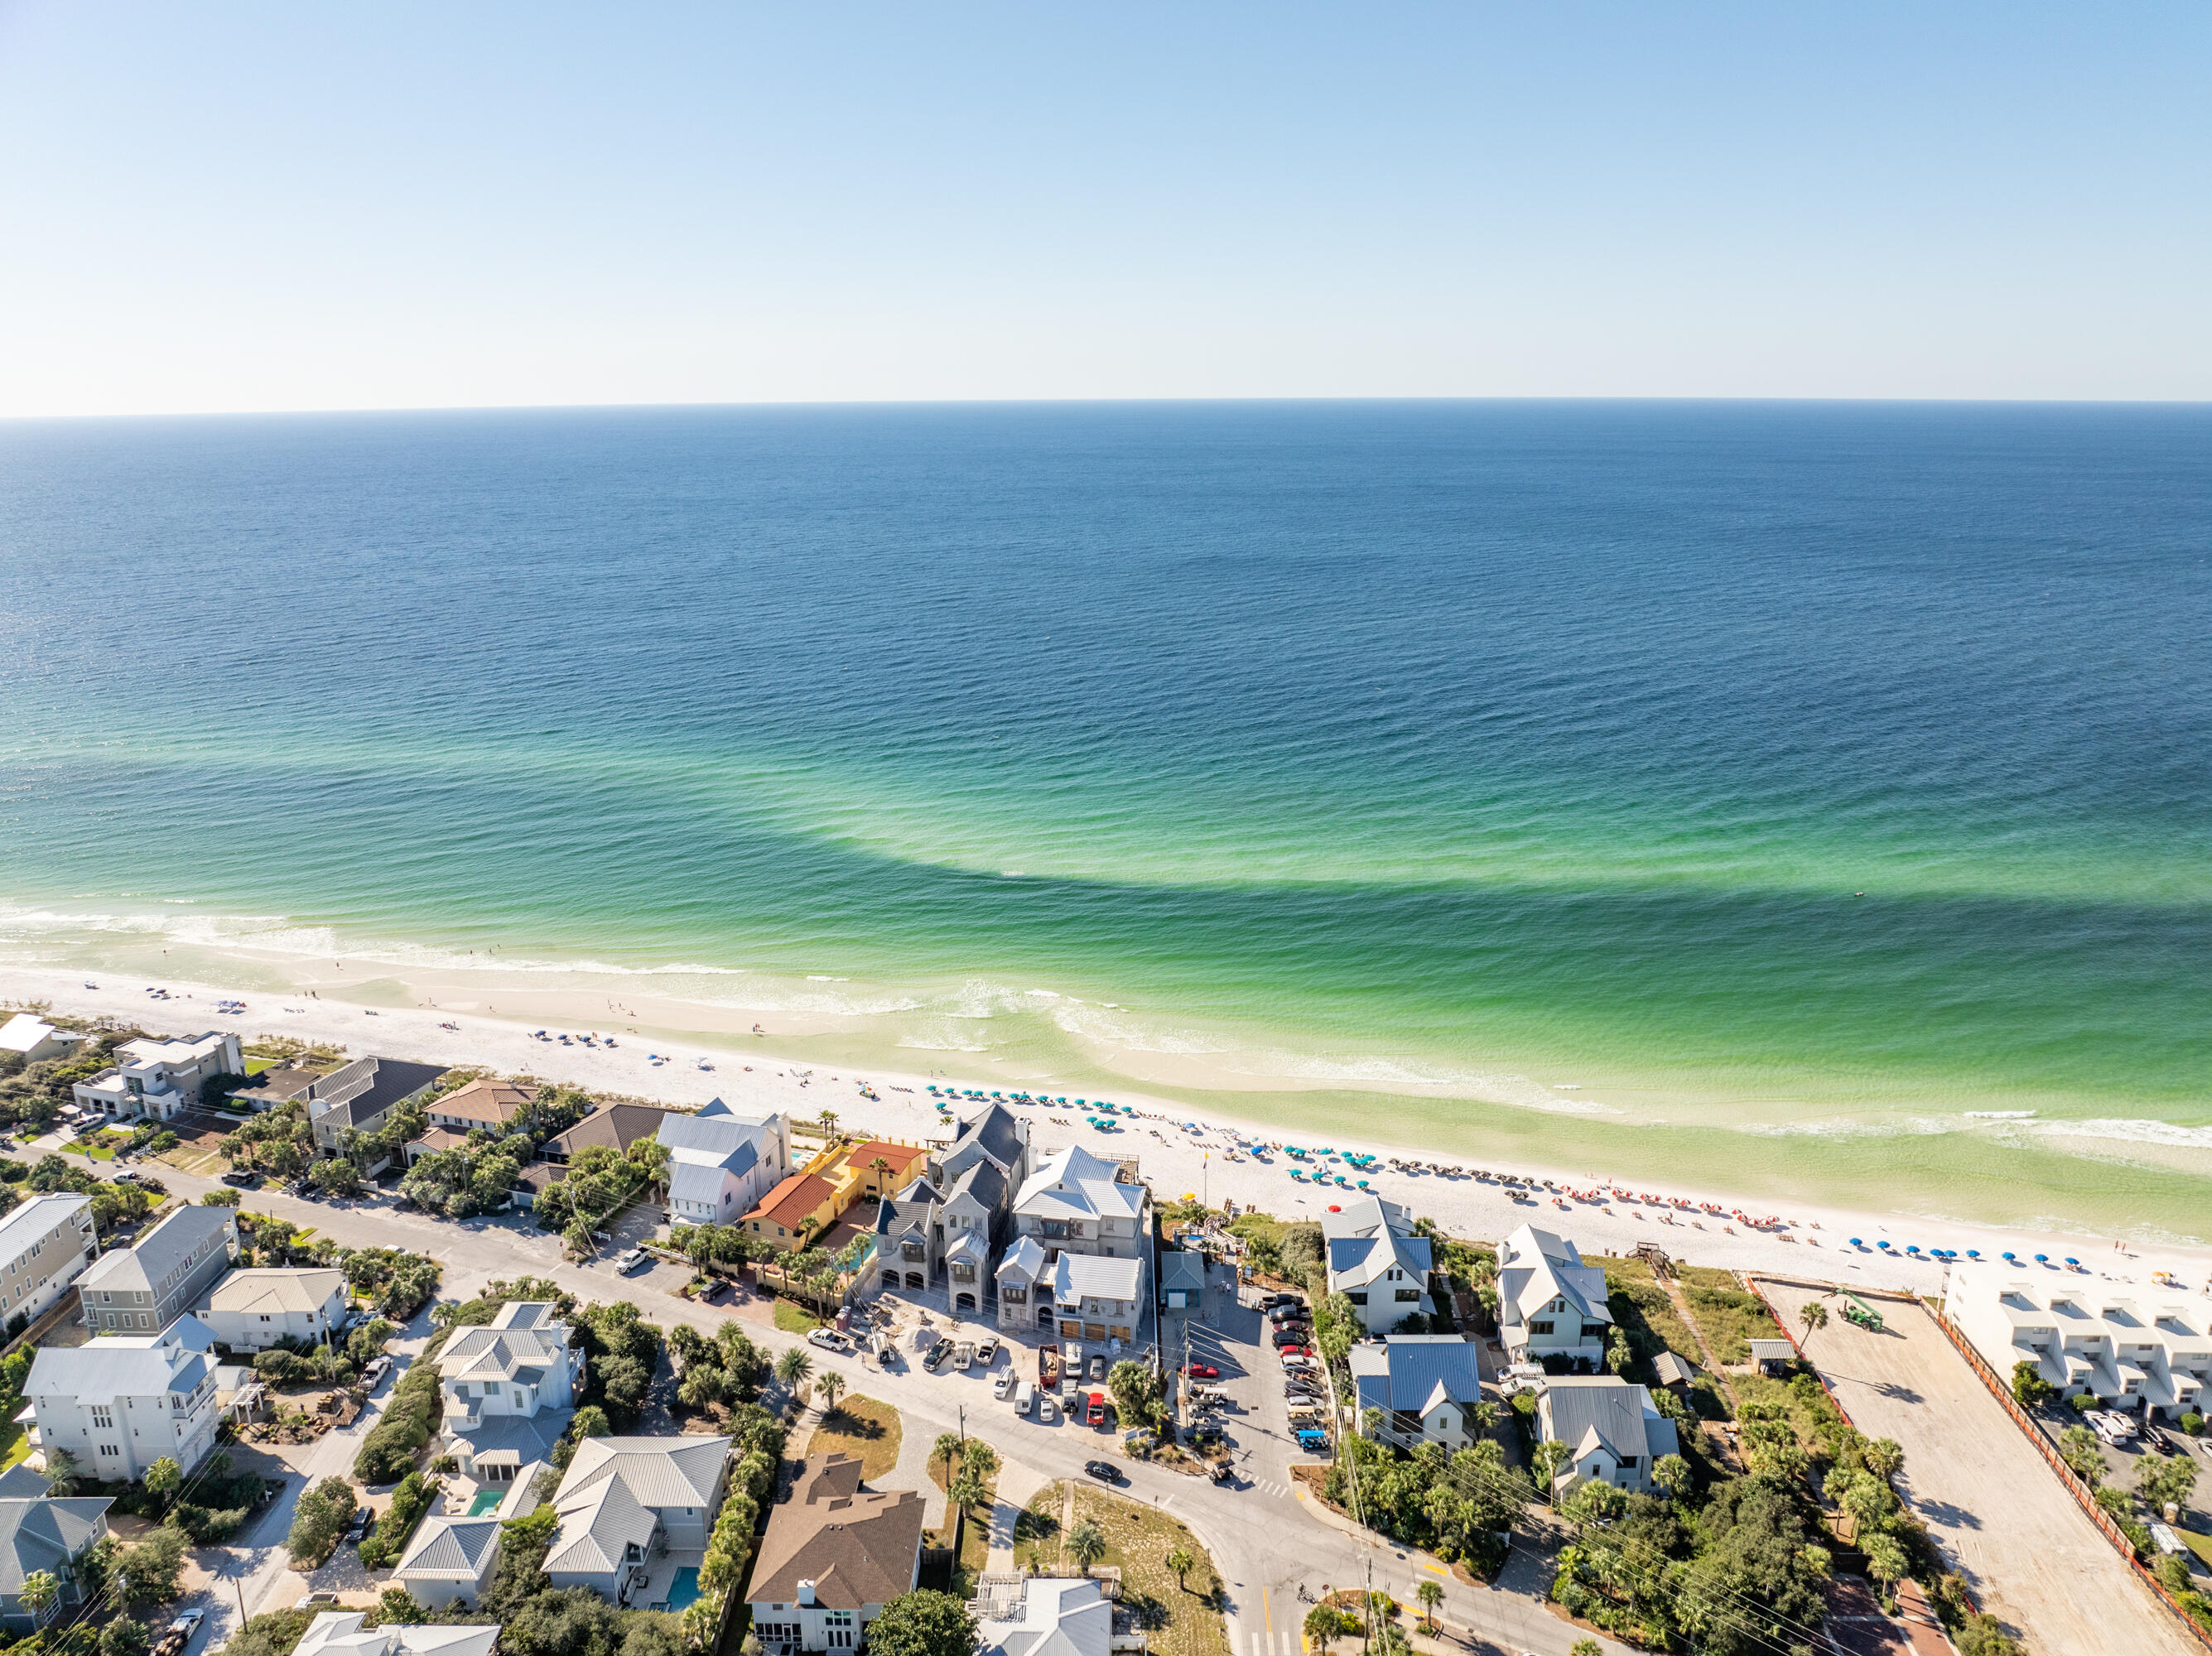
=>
[1966,1249,1980,1258]
[2002,1252,2017,1261]
[1849,1238,1862,1249]
[2064,1257,2079,1266]
[2035,1254,2049,1263]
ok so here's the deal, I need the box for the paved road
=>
[51,1153,1626,1656]
[1760,1279,2200,1656]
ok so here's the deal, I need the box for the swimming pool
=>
[466,1488,504,1517]
[663,1567,702,1611]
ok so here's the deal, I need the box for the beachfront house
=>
[544,1435,732,1607]
[1497,1224,1613,1371]
[422,1077,539,1137]
[1535,1376,1679,1496]
[201,1267,349,1350]
[305,1056,452,1168]
[995,1235,1053,1330]
[1945,1262,2212,1419]
[1347,1335,1487,1452]
[1323,1195,1434,1336]
[746,1454,924,1656]
[1053,1252,1146,1346]
[658,1100,791,1229]
[0,1016,85,1067]
[27,1314,222,1479]
[0,1489,113,1631]
[78,1205,237,1334]
[1012,1145,1150,1260]
[930,1104,1030,1241]
[0,1194,99,1332]
[70,1031,243,1123]
[874,1177,944,1293]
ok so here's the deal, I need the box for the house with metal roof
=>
[1347,1335,1486,1451]
[292,1610,499,1656]
[873,1177,945,1294]
[1497,1224,1613,1370]
[975,1576,1115,1656]
[78,1204,236,1335]
[932,1104,1030,1238]
[1322,1196,1434,1336]
[392,1514,504,1609]
[305,1056,452,1166]
[201,1267,349,1350]
[1535,1375,1679,1495]
[746,1455,924,1656]
[1014,1145,1149,1262]
[658,1100,791,1230]
[70,1031,242,1124]
[1053,1252,1146,1345]
[0,1492,113,1631]
[0,1015,84,1066]
[0,1193,97,1332]
[27,1314,221,1479]
[1158,1249,1206,1312]
[434,1302,582,1457]
[544,1435,733,1605]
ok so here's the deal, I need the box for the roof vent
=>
[798,1581,817,1607]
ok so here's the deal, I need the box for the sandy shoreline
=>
[5,958,2206,1300]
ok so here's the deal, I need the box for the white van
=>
[1015,1381,1036,1415]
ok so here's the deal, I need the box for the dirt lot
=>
[1757,1278,2201,1656]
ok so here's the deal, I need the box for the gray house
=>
[305,1057,451,1166]
[932,1105,1029,1243]
[875,1178,945,1292]
[0,1493,113,1630]
[77,1206,237,1335]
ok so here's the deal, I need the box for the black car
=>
[1267,1293,1304,1311]
[923,1340,954,1373]
[1269,1304,1306,1325]
[220,1169,258,1187]
[1083,1461,1125,1484]
[1271,1327,1310,1346]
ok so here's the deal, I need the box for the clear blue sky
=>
[2,2,2205,412]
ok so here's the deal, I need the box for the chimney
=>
[798,1581,817,1607]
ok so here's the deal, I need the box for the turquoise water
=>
[663,1567,701,1612]
[1,403,2207,1236]
[467,1489,504,1517]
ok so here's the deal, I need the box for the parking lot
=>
[1759,1279,2203,1656]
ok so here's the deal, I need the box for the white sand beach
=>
[5,959,2205,1302]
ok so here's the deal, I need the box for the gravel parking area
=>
[1758,1279,2201,1656]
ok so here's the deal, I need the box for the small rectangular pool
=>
[466,1488,505,1517]
[664,1567,702,1611]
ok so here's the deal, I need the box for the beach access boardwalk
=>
[1756,1278,2204,1656]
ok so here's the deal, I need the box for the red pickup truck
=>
[1086,1390,1108,1427]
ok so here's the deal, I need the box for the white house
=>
[0,1016,85,1067]
[658,1100,790,1229]
[0,1194,98,1331]
[292,1610,499,1656]
[1944,1263,2212,1420]
[1322,1196,1434,1336]
[1347,1336,1487,1452]
[1052,1252,1145,1346]
[1011,1146,1150,1260]
[995,1235,1053,1331]
[544,1435,732,1605]
[1535,1376,1679,1496]
[435,1302,582,1452]
[201,1268,349,1351]
[78,1206,237,1335]
[27,1315,221,1480]
[746,1455,924,1656]
[975,1576,1116,1656]
[391,1515,503,1610]
[1497,1225,1613,1370]
[70,1031,242,1123]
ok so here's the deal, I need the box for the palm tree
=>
[1467,1399,1503,1437]
[1863,1437,1904,1480]
[1532,1438,1571,1488]
[19,1571,59,1624]
[1165,1545,1197,1591]
[817,1109,839,1138]
[959,1440,1000,1483]
[775,1347,814,1392]
[816,1371,846,1417]
[869,1156,893,1196]
[1863,1533,1909,1602]
[1801,1300,1830,1336]
[933,1432,965,1478]
[41,1451,79,1496]
[1303,1605,1342,1656]
[1067,1518,1107,1574]
[948,1466,987,1514]
[1414,1580,1443,1632]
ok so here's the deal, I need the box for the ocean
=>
[2,402,2208,1237]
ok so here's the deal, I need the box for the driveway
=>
[1757,1279,2200,1656]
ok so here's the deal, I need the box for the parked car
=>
[807,1328,851,1354]
[112,1170,142,1183]
[1267,1293,1304,1311]
[1039,1393,1060,1423]
[1087,1391,1109,1427]
[1088,1353,1108,1382]
[220,1169,258,1187]
[362,1355,393,1386]
[1183,1361,1220,1380]
[924,1339,955,1372]
[1015,1380,1036,1414]
[1294,1428,1330,1452]
[1272,1328,1309,1348]
[1084,1460,1125,1484]
[699,1278,730,1304]
[1208,1461,1235,1485]
[993,1370,1016,1400]
[1270,1304,1308,1325]
[614,1246,648,1273]
[956,1341,976,1370]
[976,1336,1000,1367]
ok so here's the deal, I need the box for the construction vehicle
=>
[1842,1293,1884,1331]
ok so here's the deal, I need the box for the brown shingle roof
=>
[426,1077,538,1127]
[747,1455,923,1610]
[542,1102,669,1161]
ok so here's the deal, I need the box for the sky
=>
[0,2,2206,414]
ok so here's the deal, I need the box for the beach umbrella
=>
[1849,1239,1862,1248]
[2035,1254,2049,1263]
[1877,1240,1892,1249]
[1906,1246,1920,1255]
[2002,1252,2017,1261]
[1966,1249,1980,1258]
[1328,1205,1342,1213]
[2065,1257,2079,1266]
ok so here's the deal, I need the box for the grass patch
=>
[1677,1268,1782,1365]
[803,1395,902,1482]
[1068,1483,1230,1656]
[1586,1254,1706,1383]
[0,1427,29,1473]
[1014,1489,1063,1576]
[773,1299,824,1335]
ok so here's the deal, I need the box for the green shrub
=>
[2182,1411,2204,1437]
[356,1471,439,1569]
[355,1360,441,1483]
[286,1476,356,1567]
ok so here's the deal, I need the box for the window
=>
[1395,1289,1420,1302]
[99,1444,119,1458]
[90,1407,113,1428]
[1347,1292,1367,1306]
[1619,1456,1638,1469]
[1530,1319,1555,1336]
